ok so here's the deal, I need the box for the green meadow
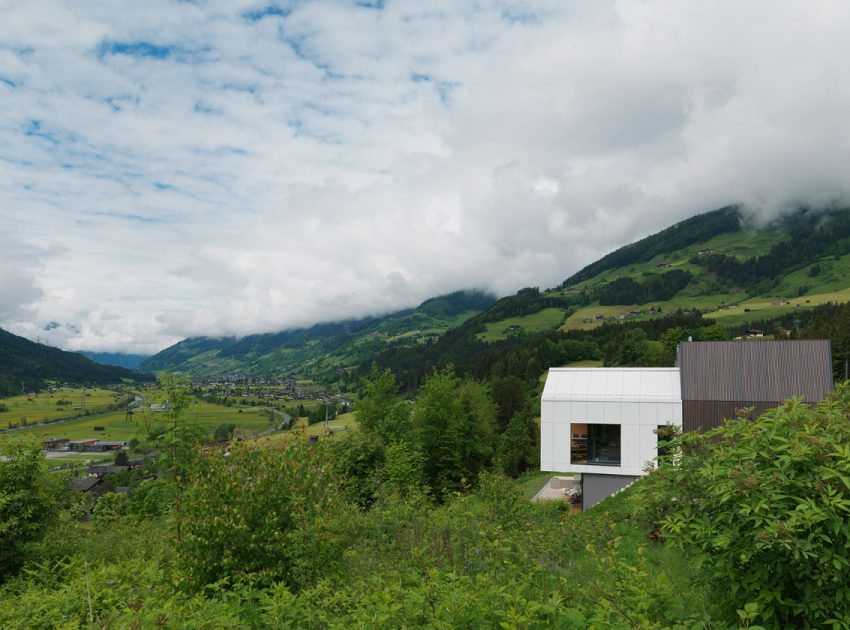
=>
[0,387,123,429]
[0,389,281,447]
[477,307,568,341]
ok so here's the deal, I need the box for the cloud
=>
[0,235,54,321]
[2,0,850,352]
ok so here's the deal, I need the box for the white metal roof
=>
[541,367,681,403]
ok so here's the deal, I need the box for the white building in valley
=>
[540,367,682,507]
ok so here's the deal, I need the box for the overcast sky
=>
[2,1,850,354]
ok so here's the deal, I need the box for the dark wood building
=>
[677,340,833,433]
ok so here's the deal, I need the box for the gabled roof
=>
[677,340,833,402]
[542,367,681,403]
[70,476,101,492]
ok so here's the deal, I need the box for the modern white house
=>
[540,340,834,508]
[540,367,682,507]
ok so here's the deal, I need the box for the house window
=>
[571,423,621,466]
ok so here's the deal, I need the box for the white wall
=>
[541,399,681,477]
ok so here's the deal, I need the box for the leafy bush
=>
[179,437,350,591]
[0,443,60,581]
[93,492,129,522]
[640,387,850,627]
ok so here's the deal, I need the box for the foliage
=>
[638,387,850,627]
[356,364,410,442]
[0,327,151,396]
[178,437,349,591]
[496,413,539,478]
[594,269,692,305]
[0,442,61,581]
[213,422,237,441]
[154,373,204,484]
[412,367,496,499]
[93,492,129,522]
[329,429,387,508]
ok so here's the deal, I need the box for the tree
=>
[357,364,410,444]
[155,373,203,484]
[114,450,129,466]
[696,323,730,341]
[213,423,237,441]
[490,377,529,433]
[0,443,59,580]
[412,367,496,499]
[496,414,538,478]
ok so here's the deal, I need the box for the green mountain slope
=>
[369,205,850,389]
[145,205,850,387]
[556,205,850,332]
[140,290,496,382]
[0,328,150,397]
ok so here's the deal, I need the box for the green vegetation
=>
[638,386,850,626]
[561,204,742,286]
[0,327,150,397]
[140,290,496,385]
[3,360,850,627]
[477,307,568,341]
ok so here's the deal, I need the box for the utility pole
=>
[324,399,329,434]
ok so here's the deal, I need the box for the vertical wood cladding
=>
[678,340,833,433]
[682,400,793,433]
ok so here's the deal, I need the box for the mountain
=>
[0,328,152,397]
[145,205,850,387]
[78,351,150,370]
[369,205,850,389]
[140,290,497,384]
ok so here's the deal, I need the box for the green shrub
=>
[640,386,850,627]
[93,492,129,522]
[179,437,350,591]
[0,443,60,581]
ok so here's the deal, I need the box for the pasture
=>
[0,387,280,447]
[478,307,568,342]
[261,412,357,446]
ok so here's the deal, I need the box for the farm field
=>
[0,387,126,430]
[0,390,279,447]
[261,412,357,446]
[478,307,568,342]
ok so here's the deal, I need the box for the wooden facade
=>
[678,340,833,433]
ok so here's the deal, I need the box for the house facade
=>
[541,367,682,507]
[541,340,833,508]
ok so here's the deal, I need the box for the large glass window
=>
[571,423,621,466]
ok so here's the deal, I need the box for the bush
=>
[93,492,129,522]
[0,443,60,580]
[179,437,350,591]
[639,386,850,627]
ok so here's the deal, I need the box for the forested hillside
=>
[143,205,850,390]
[0,328,149,396]
[141,290,496,382]
[563,205,743,285]
[79,351,150,370]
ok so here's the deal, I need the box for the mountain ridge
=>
[143,205,850,385]
[0,328,152,397]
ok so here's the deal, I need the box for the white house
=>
[540,367,682,507]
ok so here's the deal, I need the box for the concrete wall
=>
[582,473,639,509]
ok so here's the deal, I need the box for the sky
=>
[2,0,850,355]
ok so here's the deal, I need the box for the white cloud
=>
[2,0,850,352]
